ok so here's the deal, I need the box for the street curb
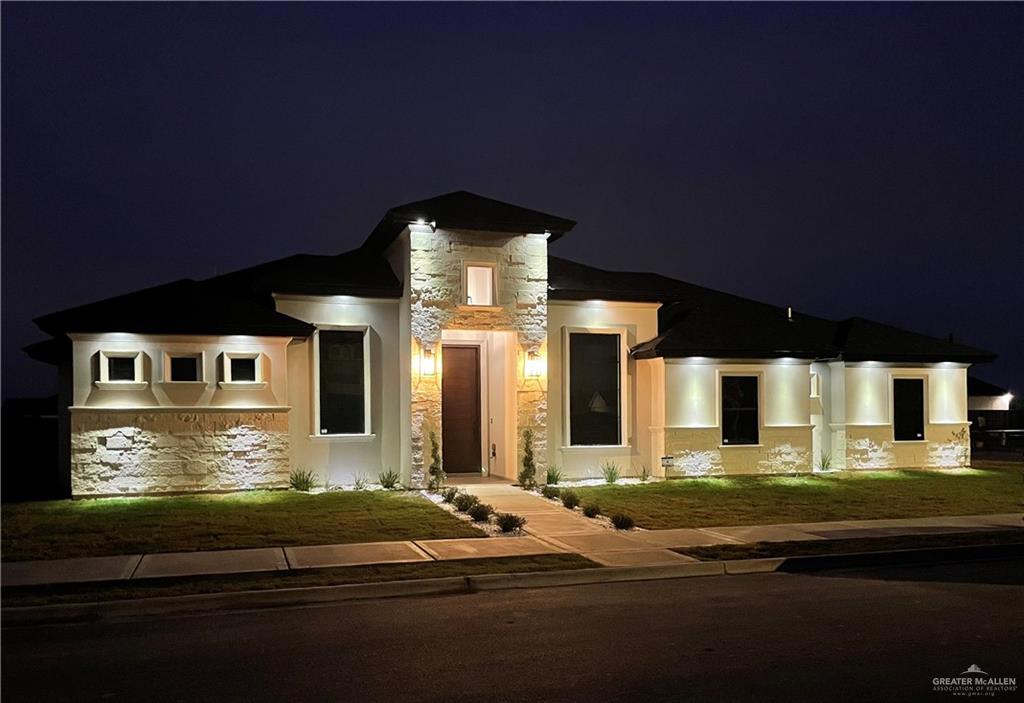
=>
[4,542,1021,627]
[775,541,1024,573]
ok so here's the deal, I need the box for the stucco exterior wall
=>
[839,363,970,469]
[70,410,290,496]
[661,359,814,475]
[69,334,290,410]
[274,295,402,487]
[406,225,548,486]
[547,300,661,479]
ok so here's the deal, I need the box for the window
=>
[317,329,368,435]
[96,351,145,387]
[221,352,263,385]
[893,378,925,441]
[568,332,621,445]
[722,376,759,445]
[465,264,495,306]
[108,356,137,381]
[165,353,203,383]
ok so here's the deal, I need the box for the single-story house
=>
[27,191,996,496]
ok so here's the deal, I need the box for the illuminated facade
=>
[28,192,995,496]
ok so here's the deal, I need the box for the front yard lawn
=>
[2,491,483,562]
[572,462,1024,530]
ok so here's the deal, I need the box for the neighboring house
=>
[967,376,1020,452]
[26,192,996,496]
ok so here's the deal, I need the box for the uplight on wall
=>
[524,351,543,378]
[420,347,436,376]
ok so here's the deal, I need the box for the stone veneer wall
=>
[71,411,290,496]
[408,228,547,486]
[663,426,813,476]
[844,422,971,469]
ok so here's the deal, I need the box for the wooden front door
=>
[441,345,482,474]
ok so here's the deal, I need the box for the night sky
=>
[3,4,1021,399]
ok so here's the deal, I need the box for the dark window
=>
[569,333,620,445]
[319,330,365,434]
[107,356,137,382]
[169,356,200,382]
[230,357,257,382]
[893,378,925,441]
[722,376,758,445]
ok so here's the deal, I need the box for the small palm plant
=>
[289,468,317,492]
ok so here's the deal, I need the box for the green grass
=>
[1,554,597,607]
[675,529,1024,561]
[573,462,1024,530]
[1,491,483,562]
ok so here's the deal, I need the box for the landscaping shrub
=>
[560,490,580,510]
[378,468,401,490]
[518,428,537,488]
[289,469,317,492]
[353,474,369,491]
[440,487,460,503]
[540,485,561,500]
[582,503,601,518]
[638,464,651,482]
[546,465,564,485]
[495,512,527,533]
[467,503,493,522]
[601,461,620,484]
[453,492,480,512]
[427,431,446,490]
[611,513,635,530]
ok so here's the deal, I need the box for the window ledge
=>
[457,305,503,313]
[218,381,268,390]
[561,444,631,452]
[94,381,148,391]
[308,433,377,442]
[719,443,763,449]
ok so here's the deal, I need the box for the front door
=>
[441,345,482,473]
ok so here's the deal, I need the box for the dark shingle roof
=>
[832,317,996,364]
[206,249,401,301]
[363,191,576,251]
[34,279,314,338]
[968,376,1009,397]
[549,256,995,363]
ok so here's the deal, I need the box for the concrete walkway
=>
[2,492,1020,587]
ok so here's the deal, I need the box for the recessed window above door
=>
[465,263,496,306]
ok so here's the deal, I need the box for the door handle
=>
[490,443,497,459]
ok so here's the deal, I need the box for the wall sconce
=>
[524,351,543,378]
[420,347,436,376]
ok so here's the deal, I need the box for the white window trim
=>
[809,372,821,399]
[162,351,207,384]
[219,351,267,389]
[313,325,372,437]
[563,326,629,448]
[718,371,764,447]
[95,350,147,390]
[890,373,928,442]
[462,260,498,308]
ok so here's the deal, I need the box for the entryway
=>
[441,345,482,474]
[439,330,517,479]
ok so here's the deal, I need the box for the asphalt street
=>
[3,558,1022,702]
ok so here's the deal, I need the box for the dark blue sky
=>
[3,3,1022,398]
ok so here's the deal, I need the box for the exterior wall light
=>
[421,347,436,376]
[525,351,543,378]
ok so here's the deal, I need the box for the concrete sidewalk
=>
[2,489,1020,587]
